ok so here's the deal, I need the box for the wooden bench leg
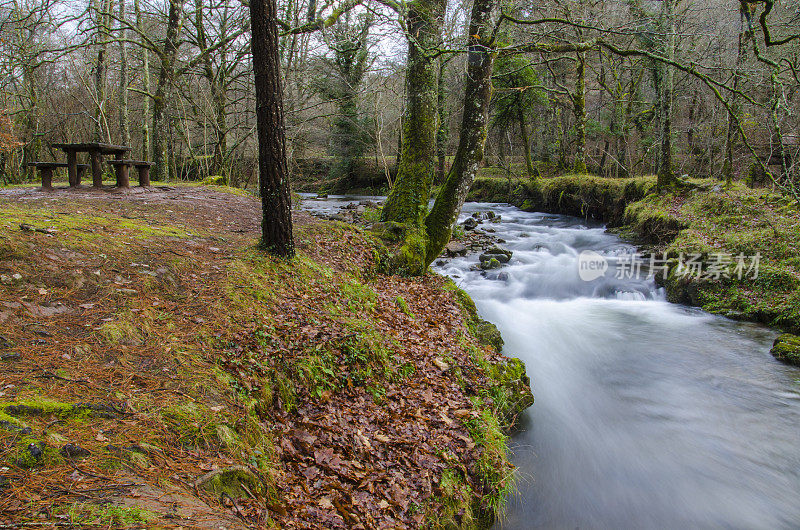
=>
[67,151,78,187]
[91,151,104,187]
[116,164,130,188]
[138,166,151,187]
[40,167,53,190]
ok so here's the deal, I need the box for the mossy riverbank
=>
[466,174,800,362]
[0,185,532,528]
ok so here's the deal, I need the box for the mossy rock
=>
[201,175,228,186]
[771,334,800,366]
[194,465,263,499]
[487,357,535,429]
[473,320,503,352]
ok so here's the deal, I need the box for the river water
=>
[303,196,800,529]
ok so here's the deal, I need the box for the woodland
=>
[1,0,800,527]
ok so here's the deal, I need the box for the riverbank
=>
[466,175,800,360]
[0,186,532,528]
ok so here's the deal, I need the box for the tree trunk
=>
[249,0,294,257]
[93,0,112,142]
[423,0,497,266]
[656,0,678,190]
[518,107,535,178]
[20,62,39,184]
[573,50,587,173]
[196,0,229,178]
[435,57,448,184]
[380,0,446,226]
[151,0,183,181]
[723,31,746,184]
[135,0,151,160]
[119,0,131,147]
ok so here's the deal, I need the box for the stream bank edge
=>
[466,174,800,365]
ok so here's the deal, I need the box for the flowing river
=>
[303,196,800,529]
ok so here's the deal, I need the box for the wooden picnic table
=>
[51,142,132,188]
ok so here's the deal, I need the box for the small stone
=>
[26,443,43,460]
[0,275,10,285]
[116,288,137,295]
[485,245,512,259]
[433,358,450,371]
[60,443,91,459]
[444,241,468,257]
[462,218,478,230]
[480,252,510,264]
[480,258,502,270]
[0,352,20,362]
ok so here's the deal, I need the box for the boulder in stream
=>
[771,333,800,366]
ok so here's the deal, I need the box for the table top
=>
[107,160,155,166]
[51,142,132,154]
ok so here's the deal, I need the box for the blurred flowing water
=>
[303,196,800,529]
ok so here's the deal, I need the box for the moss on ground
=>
[0,189,532,527]
[467,174,653,224]
[57,504,156,527]
[625,183,800,333]
[0,205,193,249]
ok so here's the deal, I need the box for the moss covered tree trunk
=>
[573,50,587,173]
[151,0,183,182]
[518,107,535,178]
[93,0,112,142]
[135,0,151,160]
[377,0,446,274]
[655,0,679,190]
[723,31,747,185]
[423,0,497,266]
[380,0,445,226]
[436,57,449,184]
[119,0,131,147]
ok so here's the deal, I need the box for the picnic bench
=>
[51,142,132,188]
[107,160,155,187]
[26,162,89,190]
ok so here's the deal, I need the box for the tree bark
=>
[379,0,446,226]
[423,0,497,266]
[196,0,229,178]
[573,50,587,173]
[249,0,294,257]
[151,0,183,181]
[93,0,112,142]
[435,57,448,184]
[723,31,746,184]
[119,0,131,147]
[135,0,151,160]
[518,107,535,178]
[656,0,679,190]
